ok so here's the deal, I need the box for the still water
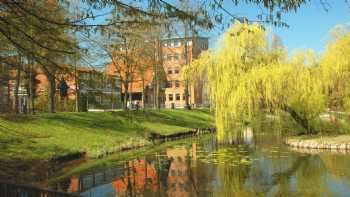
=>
[53,129,350,197]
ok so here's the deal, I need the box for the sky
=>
[209,0,350,55]
[272,0,350,54]
[81,0,350,67]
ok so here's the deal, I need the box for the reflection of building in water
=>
[62,143,220,197]
[67,176,79,193]
[112,159,157,196]
[192,143,197,162]
[167,145,196,197]
[65,159,157,196]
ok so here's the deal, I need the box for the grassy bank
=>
[0,109,214,160]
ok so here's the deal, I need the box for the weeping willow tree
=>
[320,25,350,111]
[183,21,326,139]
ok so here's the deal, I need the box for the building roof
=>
[161,36,208,41]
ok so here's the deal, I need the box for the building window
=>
[176,93,181,101]
[168,69,173,74]
[174,54,179,60]
[175,40,181,47]
[182,94,186,100]
[166,81,172,88]
[168,94,173,101]
[174,68,179,74]
[175,80,180,88]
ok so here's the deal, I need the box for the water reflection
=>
[243,127,253,145]
[55,133,350,197]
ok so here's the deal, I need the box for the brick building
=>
[162,37,208,108]
[105,56,157,108]
[106,36,209,109]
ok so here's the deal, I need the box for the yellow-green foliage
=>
[320,26,350,111]
[183,21,326,139]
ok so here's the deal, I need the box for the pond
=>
[2,124,350,197]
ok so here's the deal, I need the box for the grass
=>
[0,108,214,160]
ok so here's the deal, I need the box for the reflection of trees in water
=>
[320,153,350,189]
[113,159,159,197]
[157,144,350,196]
[211,138,257,196]
[224,140,339,197]
[216,161,257,196]
[158,143,216,197]
[293,155,332,196]
[66,142,217,197]
[320,153,350,179]
[110,143,216,197]
[62,134,350,197]
[253,154,332,196]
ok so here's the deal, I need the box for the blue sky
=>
[209,0,350,54]
[83,0,350,66]
[272,0,350,54]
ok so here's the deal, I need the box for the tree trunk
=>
[14,63,21,114]
[119,79,123,110]
[282,105,316,134]
[111,78,115,109]
[183,26,191,110]
[184,80,191,110]
[129,77,133,109]
[152,63,158,109]
[153,77,156,109]
[156,38,161,110]
[156,77,160,110]
[142,77,145,111]
[152,39,158,110]
[7,82,11,112]
[74,64,79,112]
[28,62,34,114]
[123,81,128,111]
[48,75,56,113]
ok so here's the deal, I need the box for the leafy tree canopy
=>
[183,21,333,138]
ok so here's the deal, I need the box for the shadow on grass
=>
[0,114,36,123]
[0,143,80,185]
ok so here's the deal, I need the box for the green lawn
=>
[0,109,214,160]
